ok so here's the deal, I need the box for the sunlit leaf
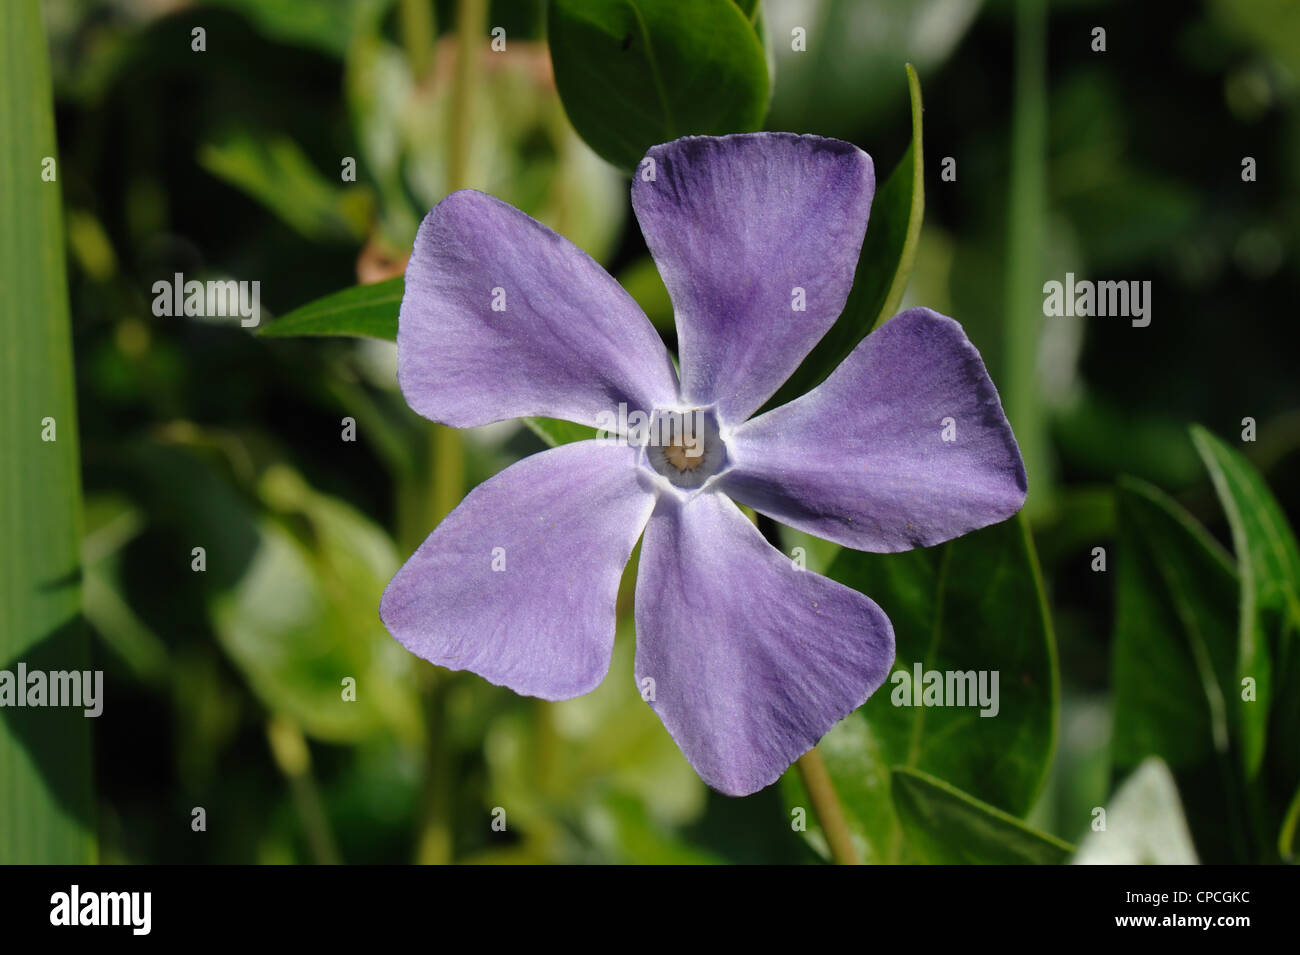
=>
[0,0,95,863]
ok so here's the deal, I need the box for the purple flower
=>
[381,133,1026,797]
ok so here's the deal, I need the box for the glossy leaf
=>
[891,767,1073,864]
[263,281,598,445]
[0,0,95,863]
[547,0,770,171]
[765,64,924,410]
[1191,425,1300,776]
[1111,476,1248,861]
[260,278,403,340]
[790,514,1057,863]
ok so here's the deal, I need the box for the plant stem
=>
[1004,0,1050,517]
[266,717,341,865]
[796,747,860,865]
[447,0,486,195]
[398,0,436,83]
[412,0,482,866]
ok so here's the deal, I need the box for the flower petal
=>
[631,133,874,425]
[720,307,1027,552]
[399,190,680,428]
[380,441,654,700]
[634,491,895,796]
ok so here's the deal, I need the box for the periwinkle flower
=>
[381,133,1026,796]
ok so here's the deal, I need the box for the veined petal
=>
[631,133,874,425]
[399,190,679,429]
[721,307,1027,552]
[634,491,895,796]
[380,442,654,700]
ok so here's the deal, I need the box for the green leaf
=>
[764,64,924,410]
[213,466,423,744]
[792,514,1057,863]
[1191,425,1300,777]
[0,0,95,863]
[1281,784,1300,861]
[260,278,403,340]
[890,767,1073,864]
[198,132,372,241]
[203,0,368,58]
[547,0,770,171]
[523,418,599,447]
[1111,477,1248,861]
[1112,477,1238,768]
[261,282,600,446]
[1073,758,1198,865]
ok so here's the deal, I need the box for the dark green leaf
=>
[547,0,770,171]
[890,767,1073,864]
[259,282,600,447]
[1112,476,1249,861]
[792,514,1057,863]
[1191,425,1300,777]
[1190,426,1300,619]
[0,0,95,862]
[765,64,923,410]
[1113,477,1238,768]
[260,278,402,340]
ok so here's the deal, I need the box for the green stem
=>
[447,0,486,195]
[1005,0,1050,517]
[266,717,341,865]
[796,747,860,865]
[398,0,436,82]
[412,0,482,866]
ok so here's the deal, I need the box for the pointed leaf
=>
[1112,476,1249,861]
[1191,425,1300,776]
[0,0,95,863]
[260,278,403,340]
[766,64,924,410]
[891,767,1073,865]
[788,514,1057,863]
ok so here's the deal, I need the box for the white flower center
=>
[643,408,726,490]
